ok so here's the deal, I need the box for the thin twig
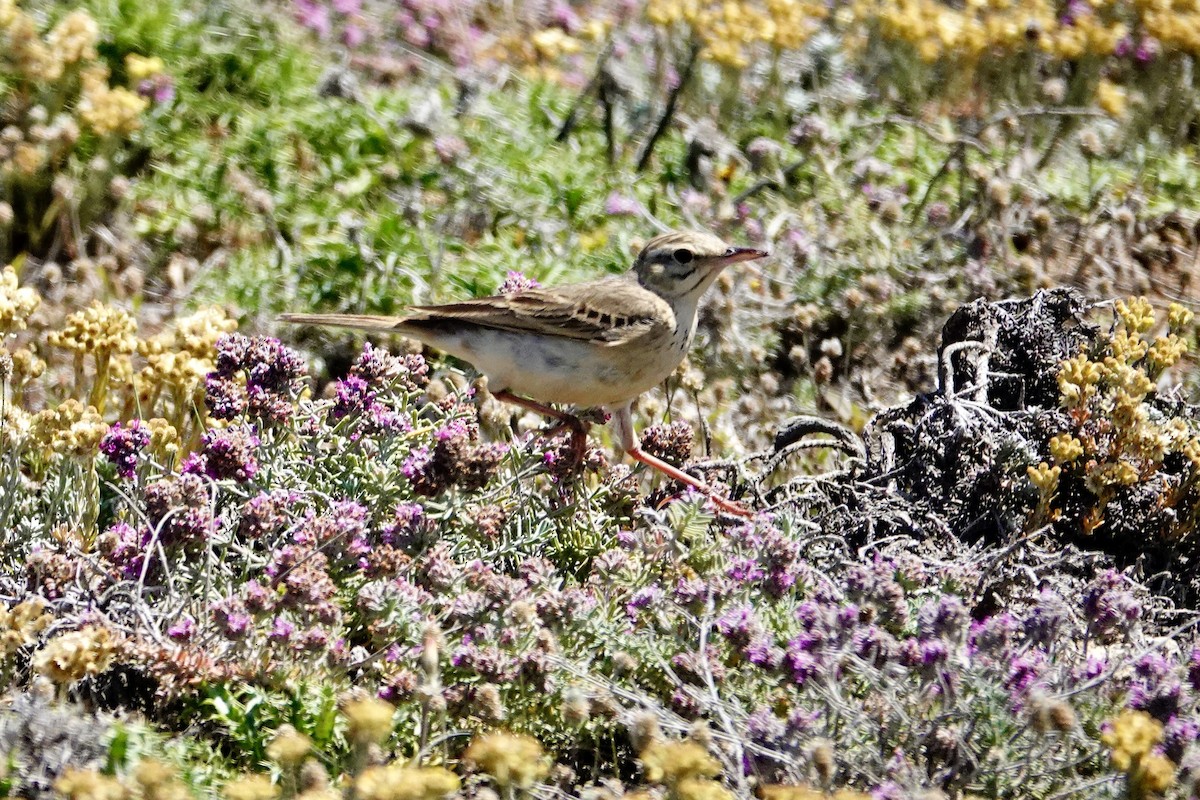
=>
[636,41,701,173]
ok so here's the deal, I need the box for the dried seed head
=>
[810,738,835,785]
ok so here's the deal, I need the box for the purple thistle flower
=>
[100,421,151,480]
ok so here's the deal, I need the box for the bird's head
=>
[631,230,767,302]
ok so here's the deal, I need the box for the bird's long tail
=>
[278,313,408,332]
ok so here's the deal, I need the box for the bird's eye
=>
[724,247,736,257]
[673,248,694,264]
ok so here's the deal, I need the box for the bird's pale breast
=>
[409,315,691,408]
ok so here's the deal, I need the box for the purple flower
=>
[1024,588,1068,647]
[295,0,331,36]
[625,586,663,621]
[331,375,373,420]
[351,342,428,390]
[144,474,215,549]
[498,270,540,294]
[969,613,1018,661]
[269,616,297,642]
[167,616,195,642]
[212,597,252,640]
[138,74,175,104]
[1082,569,1142,642]
[196,424,259,482]
[1165,715,1199,762]
[784,644,820,685]
[342,24,365,47]
[1135,36,1160,64]
[97,522,152,580]
[1114,35,1134,58]
[716,605,760,648]
[100,420,150,479]
[604,191,643,217]
[204,374,247,419]
[332,0,360,13]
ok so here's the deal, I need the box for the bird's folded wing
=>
[404,282,667,346]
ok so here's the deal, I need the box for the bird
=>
[281,230,768,516]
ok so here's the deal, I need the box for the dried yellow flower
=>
[1096,79,1128,118]
[48,302,137,355]
[1049,434,1085,464]
[1027,462,1061,494]
[1117,297,1155,334]
[464,732,551,789]
[676,778,735,800]
[78,83,147,136]
[33,624,118,684]
[1167,302,1194,333]
[32,399,106,457]
[0,265,40,334]
[266,725,312,767]
[640,739,721,786]
[1147,334,1188,371]
[1058,353,1102,407]
[46,9,98,64]
[54,768,126,800]
[343,696,395,745]
[354,765,460,800]
[223,774,279,800]
[125,53,164,80]
[0,598,52,655]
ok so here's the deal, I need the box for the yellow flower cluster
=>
[759,787,871,800]
[0,597,52,655]
[343,696,396,744]
[463,732,551,789]
[354,765,461,800]
[31,399,106,457]
[0,264,40,334]
[647,0,828,67]
[54,768,126,800]
[1140,0,1200,55]
[47,301,137,355]
[33,624,118,684]
[1049,433,1085,464]
[1046,297,1200,533]
[126,53,165,79]
[78,65,148,136]
[137,306,236,412]
[266,725,312,767]
[222,774,279,800]
[45,9,99,64]
[860,0,1127,63]
[1101,710,1176,796]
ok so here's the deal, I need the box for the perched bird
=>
[281,230,767,516]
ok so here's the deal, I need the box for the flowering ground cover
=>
[4,0,1200,797]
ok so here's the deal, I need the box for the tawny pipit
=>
[281,231,767,516]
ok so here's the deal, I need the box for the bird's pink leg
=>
[492,389,588,465]
[610,404,753,518]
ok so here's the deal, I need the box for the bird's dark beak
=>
[717,247,769,266]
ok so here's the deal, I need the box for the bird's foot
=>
[707,493,755,519]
